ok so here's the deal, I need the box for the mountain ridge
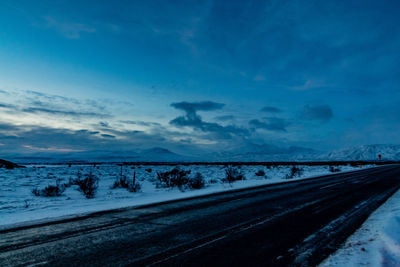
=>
[3,144,400,163]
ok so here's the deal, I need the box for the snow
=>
[320,144,400,161]
[8,144,400,164]
[320,188,400,267]
[0,164,368,228]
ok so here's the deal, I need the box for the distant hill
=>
[0,159,22,169]
[4,144,400,164]
[6,147,194,163]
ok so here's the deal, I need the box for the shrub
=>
[209,178,218,184]
[223,166,245,183]
[128,172,141,192]
[286,166,303,179]
[329,166,341,173]
[112,171,141,192]
[255,170,265,177]
[70,172,99,199]
[112,175,129,189]
[32,183,65,197]
[156,167,190,189]
[188,172,205,189]
[128,182,141,192]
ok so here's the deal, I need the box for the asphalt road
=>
[1,165,400,267]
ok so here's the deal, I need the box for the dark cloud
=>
[0,103,17,109]
[170,115,248,139]
[99,122,110,127]
[301,105,333,122]
[171,101,225,116]
[75,129,99,135]
[249,117,289,132]
[170,101,248,139]
[22,107,111,118]
[120,120,161,127]
[101,134,115,139]
[0,122,19,131]
[260,106,281,113]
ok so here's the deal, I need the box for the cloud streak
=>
[22,107,111,118]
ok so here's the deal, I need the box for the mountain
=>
[0,159,23,169]
[139,147,194,161]
[203,143,318,162]
[204,144,400,162]
[320,144,400,161]
[5,147,193,163]
[5,144,400,164]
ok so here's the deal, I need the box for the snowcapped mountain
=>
[205,144,400,162]
[320,144,400,161]
[4,144,400,163]
[203,143,318,162]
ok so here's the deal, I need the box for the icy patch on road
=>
[320,188,400,266]
[0,164,368,228]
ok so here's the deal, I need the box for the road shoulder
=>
[320,188,400,266]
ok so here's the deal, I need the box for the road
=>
[1,165,400,267]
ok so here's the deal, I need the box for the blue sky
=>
[0,0,399,156]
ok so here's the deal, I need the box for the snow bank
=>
[320,188,400,266]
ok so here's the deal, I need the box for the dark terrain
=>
[0,159,22,169]
[1,165,399,266]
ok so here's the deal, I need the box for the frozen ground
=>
[320,187,400,267]
[0,164,367,228]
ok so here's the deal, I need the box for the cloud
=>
[301,104,333,122]
[0,121,189,155]
[171,101,225,115]
[0,122,19,132]
[0,89,125,131]
[101,134,115,139]
[249,117,289,132]
[170,101,248,139]
[120,120,161,127]
[43,16,96,39]
[22,107,110,118]
[260,106,281,113]
[0,103,17,109]
[170,116,248,139]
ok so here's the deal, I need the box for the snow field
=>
[0,164,368,227]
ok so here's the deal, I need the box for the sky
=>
[0,0,400,157]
